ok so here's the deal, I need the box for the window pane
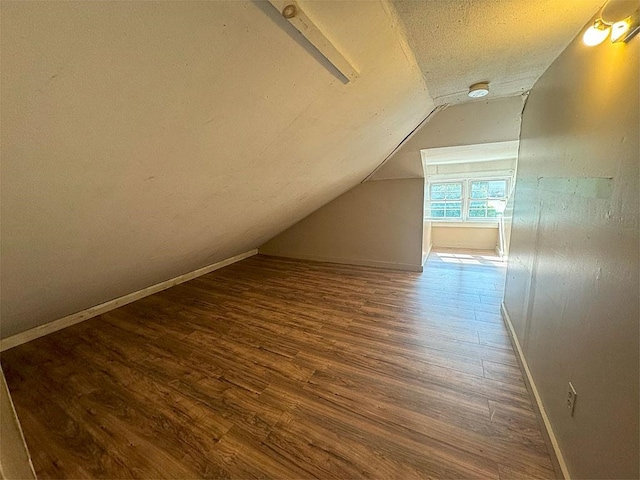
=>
[431,182,462,200]
[445,208,460,218]
[430,184,446,200]
[471,180,507,199]
[428,199,461,219]
[469,200,487,218]
[445,183,462,199]
[444,201,461,218]
[471,181,489,199]
[430,202,445,217]
[487,180,507,198]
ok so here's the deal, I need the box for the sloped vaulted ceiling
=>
[0,1,433,337]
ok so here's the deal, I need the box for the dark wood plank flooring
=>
[1,251,557,479]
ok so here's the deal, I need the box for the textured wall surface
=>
[260,178,425,271]
[503,24,639,480]
[0,1,431,337]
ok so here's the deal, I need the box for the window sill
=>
[428,221,499,229]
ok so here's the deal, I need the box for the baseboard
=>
[422,243,432,266]
[500,303,569,479]
[0,249,258,352]
[258,251,423,272]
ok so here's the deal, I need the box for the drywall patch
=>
[538,177,614,199]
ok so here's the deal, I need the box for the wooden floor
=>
[2,251,558,479]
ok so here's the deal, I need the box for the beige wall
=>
[260,178,424,271]
[370,96,524,181]
[0,2,432,338]
[0,368,36,480]
[431,226,498,251]
[504,22,639,480]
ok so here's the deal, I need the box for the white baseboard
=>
[500,303,569,479]
[259,251,423,272]
[0,249,258,352]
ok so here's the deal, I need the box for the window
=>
[425,176,511,222]
[428,182,462,219]
[468,180,508,219]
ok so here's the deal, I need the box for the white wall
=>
[260,178,425,271]
[424,159,516,176]
[0,1,432,338]
[504,22,639,480]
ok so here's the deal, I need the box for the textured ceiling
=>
[393,0,603,105]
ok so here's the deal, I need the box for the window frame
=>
[426,181,464,220]
[425,174,512,223]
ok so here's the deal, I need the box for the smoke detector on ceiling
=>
[468,82,489,98]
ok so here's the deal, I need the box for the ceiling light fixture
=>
[468,82,489,98]
[583,0,640,46]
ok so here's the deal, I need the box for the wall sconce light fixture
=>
[583,0,640,46]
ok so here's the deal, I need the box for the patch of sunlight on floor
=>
[432,250,507,267]
[441,258,482,264]
[440,258,482,265]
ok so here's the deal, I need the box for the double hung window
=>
[428,182,463,219]
[426,177,510,221]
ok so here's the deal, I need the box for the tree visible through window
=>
[469,180,507,218]
[429,182,462,218]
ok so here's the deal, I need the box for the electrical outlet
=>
[567,382,577,416]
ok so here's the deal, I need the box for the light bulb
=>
[583,19,611,46]
[611,19,631,42]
